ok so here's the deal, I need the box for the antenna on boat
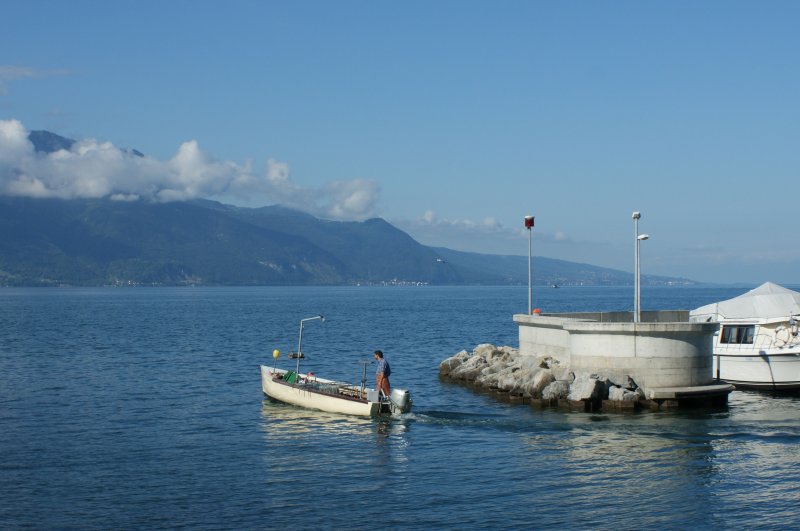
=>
[296,315,325,373]
[359,359,372,399]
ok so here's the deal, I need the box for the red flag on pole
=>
[524,216,534,229]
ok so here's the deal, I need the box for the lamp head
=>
[632,211,641,220]
[638,234,650,241]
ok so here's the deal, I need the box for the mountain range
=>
[0,131,696,287]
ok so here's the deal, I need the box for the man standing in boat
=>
[374,350,391,398]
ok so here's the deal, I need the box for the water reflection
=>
[258,399,411,501]
[508,391,800,527]
[259,398,410,440]
[259,399,375,439]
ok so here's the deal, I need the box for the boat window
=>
[721,326,735,343]
[720,325,755,344]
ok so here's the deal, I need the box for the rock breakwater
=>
[440,344,647,411]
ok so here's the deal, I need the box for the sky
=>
[1,0,798,284]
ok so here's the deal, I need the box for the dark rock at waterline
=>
[622,375,638,391]
[608,385,640,402]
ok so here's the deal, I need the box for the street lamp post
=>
[632,211,649,323]
[525,215,535,314]
[636,233,649,322]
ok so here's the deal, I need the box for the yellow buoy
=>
[272,349,280,360]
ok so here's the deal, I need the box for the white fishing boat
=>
[260,315,412,416]
[690,282,800,389]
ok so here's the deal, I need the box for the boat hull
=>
[690,283,800,390]
[261,366,389,416]
[713,349,800,389]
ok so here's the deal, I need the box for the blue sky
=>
[1,1,798,284]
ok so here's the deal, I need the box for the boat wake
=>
[399,409,526,429]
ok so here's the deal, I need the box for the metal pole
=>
[525,215,534,314]
[360,360,368,398]
[632,212,640,323]
[296,320,304,373]
[636,226,640,323]
[528,225,532,314]
[634,219,650,324]
[296,315,324,373]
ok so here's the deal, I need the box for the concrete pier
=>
[514,310,733,406]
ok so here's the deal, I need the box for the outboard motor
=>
[389,388,412,415]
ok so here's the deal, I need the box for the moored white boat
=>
[260,315,412,416]
[690,282,800,390]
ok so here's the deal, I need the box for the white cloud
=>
[0,66,70,96]
[415,212,505,233]
[393,210,572,255]
[393,211,520,254]
[0,119,380,220]
[0,119,33,160]
[266,158,290,183]
[260,158,379,219]
[324,179,380,219]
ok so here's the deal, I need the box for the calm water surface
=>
[1,286,799,529]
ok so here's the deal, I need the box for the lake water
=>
[1,286,799,529]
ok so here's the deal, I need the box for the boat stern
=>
[389,388,412,415]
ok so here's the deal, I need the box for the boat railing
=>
[716,329,800,351]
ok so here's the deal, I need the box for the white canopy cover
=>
[690,282,800,323]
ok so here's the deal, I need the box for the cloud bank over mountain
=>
[393,209,573,257]
[0,119,380,220]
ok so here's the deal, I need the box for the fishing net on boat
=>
[277,373,363,398]
[312,383,342,395]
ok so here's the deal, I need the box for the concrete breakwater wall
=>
[440,344,645,411]
[439,342,733,410]
[441,311,732,410]
[515,312,719,390]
